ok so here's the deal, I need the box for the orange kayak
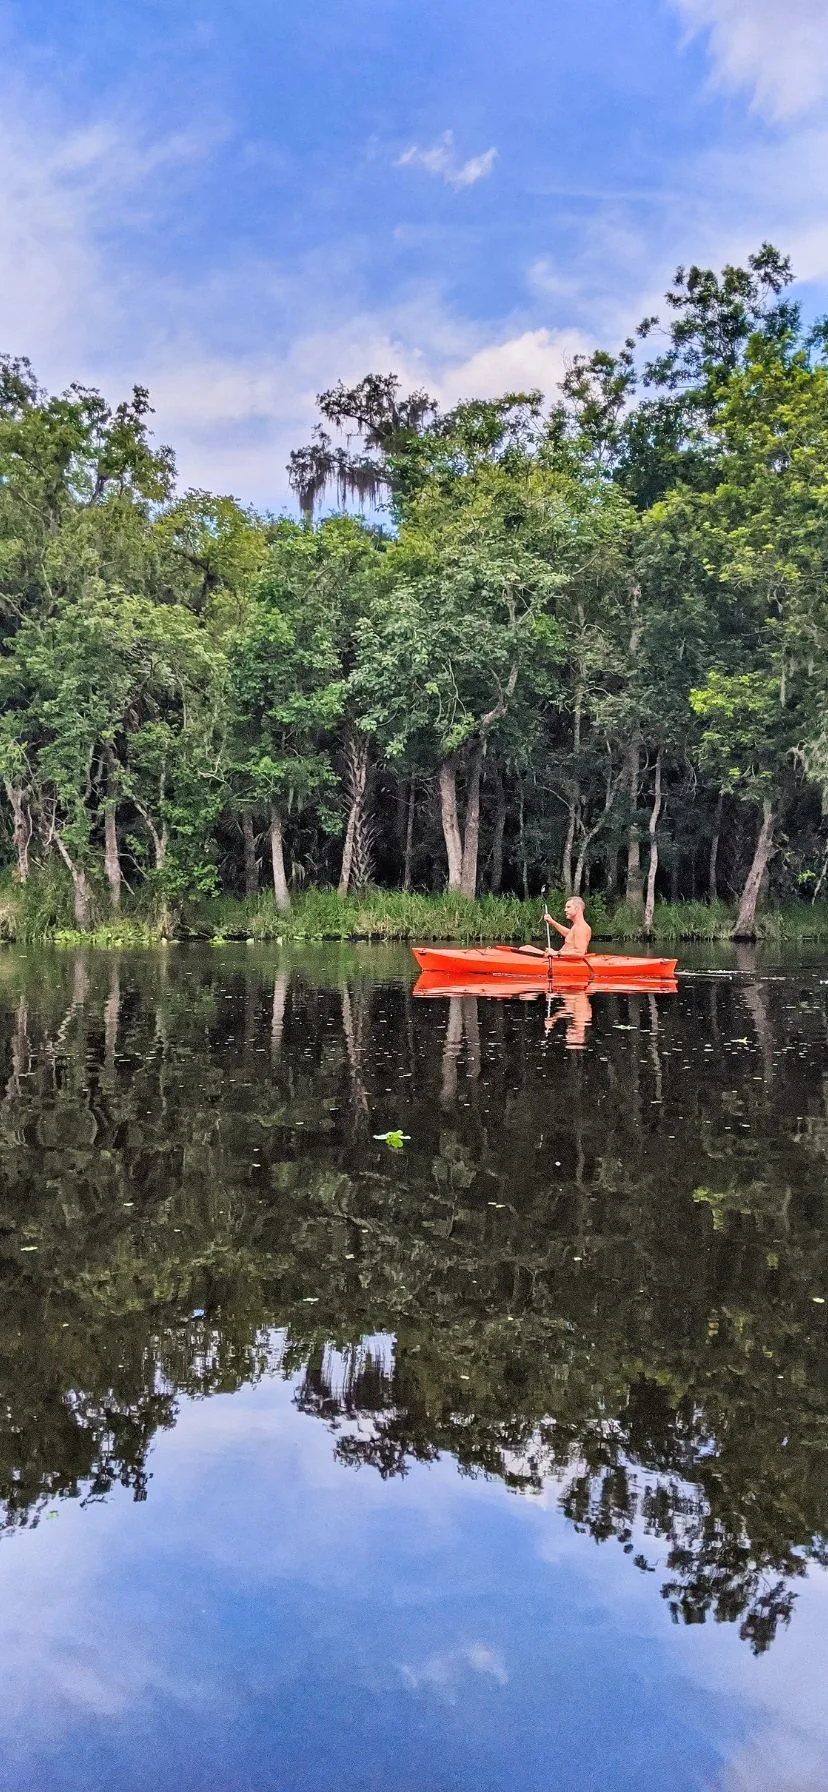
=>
[411,946,678,985]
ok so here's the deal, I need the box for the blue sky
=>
[2,0,827,506]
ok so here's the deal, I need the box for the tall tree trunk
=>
[134,800,168,873]
[709,792,723,903]
[643,748,663,936]
[624,736,643,912]
[403,775,416,891]
[242,809,259,898]
[103,807,120,911]
[562,688,583,896]
[351,792,375,892]
[562,794,576,897]
[339,803,358,898]
[102,747,121,912]
[73,867,92,931]
[490,766,506,895]
[460,744,483,898]
[573,751,618,896]
[626,832,642,907]
[395,776,408,855]
[269,803,291,912]
[338,731,371,897]
[3,781,31,884]
[733,798,776,940]
[52,833,92,931]
[438,756,463,894]
[518,781,529,899]
[438,659,519,898]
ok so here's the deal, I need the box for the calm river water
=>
[1,942,827,1791]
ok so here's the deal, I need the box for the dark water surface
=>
[1,943,827,1791]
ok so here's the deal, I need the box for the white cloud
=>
[435,327,588,407]
[396,130,498,190]
[400,1641,509,1702]
[692,121,828,286]
[0,88,218,366]
[670,0,828,121]
[452,147,499,189]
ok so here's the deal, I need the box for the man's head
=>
[564,896,585,921]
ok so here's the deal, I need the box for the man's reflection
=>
[544,989,593,1050]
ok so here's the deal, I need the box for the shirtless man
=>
[545,895,592,957]
[519,895,591,959]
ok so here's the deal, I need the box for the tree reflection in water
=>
[0,946,826,1656]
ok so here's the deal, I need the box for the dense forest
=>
[1,243,827,939]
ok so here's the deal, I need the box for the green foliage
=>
[7,861,76,941]
[1,247,828,933]
[188,888,561,943]
[611,899,735,940]
[51,919,160,948]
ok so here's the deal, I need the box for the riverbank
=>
[4,884,828,946]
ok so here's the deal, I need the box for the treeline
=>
[2,243,828,936]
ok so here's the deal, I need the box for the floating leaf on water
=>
[373,1130,410,1149]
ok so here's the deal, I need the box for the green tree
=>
[352,460,564,893]
[685,328,828,933]
[228,520,369,907]
[0,586,223,926]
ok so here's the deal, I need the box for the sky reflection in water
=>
[0,944,827,1790]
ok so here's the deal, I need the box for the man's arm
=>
[544,913,570,939]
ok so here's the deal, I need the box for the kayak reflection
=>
[413,972,677,1051]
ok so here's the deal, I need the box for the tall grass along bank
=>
[4,879,828,947]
